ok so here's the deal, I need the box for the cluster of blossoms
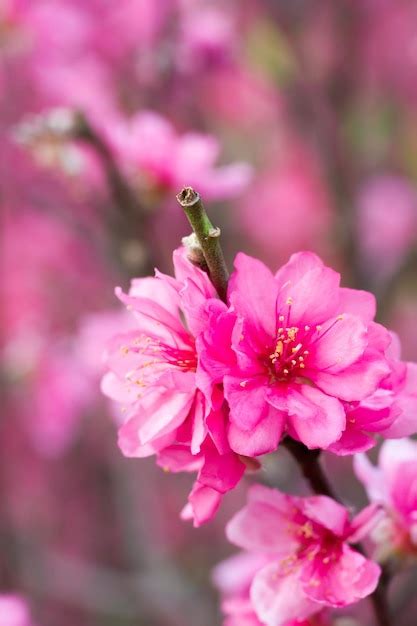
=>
[102,243,417,624]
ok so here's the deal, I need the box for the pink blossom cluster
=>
[102,248,417,523]
[101,244,417,623]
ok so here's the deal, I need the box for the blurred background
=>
[1,1,417,624]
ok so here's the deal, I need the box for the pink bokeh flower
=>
[218,485,380,626]
[238,151,332,268]
[0,595,34,626]
[356,175,417,282]
[101,247,245,525]
[106,111,252,201]
[200,251,391,456]
[355,439,417,559]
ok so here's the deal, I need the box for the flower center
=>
[268,324,309,380]
[267,307,345,382]
[119,334,197,396]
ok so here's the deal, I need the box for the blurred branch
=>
[74,113,146,228]
[266,2,367,288]
[17,543,215,625]
[282,437,338,500]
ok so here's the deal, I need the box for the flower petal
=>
[251,565,319,626]
[228,253,278,340]
[228,404,285,456]
[310,314,367,373]
[225,375,269,430]
[337,288,376,322]
[286,386,346,449]
[298,495,348,536]
[313,351,390,402]
[302,545,380,606]
[275,252,340,325]
[180,483,222,527]
[226,486,298,554]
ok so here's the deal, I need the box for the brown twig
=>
[282,437,339,501]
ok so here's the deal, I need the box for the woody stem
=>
[176,187,229,302]
[282,438,339,500]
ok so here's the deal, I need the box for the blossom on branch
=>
[355,438,417,560]
[214,485,381,626]
[101,247,244,526]
[200,251,393,456]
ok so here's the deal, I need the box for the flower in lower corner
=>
[101,246,245,525]
[354,438,417,561]
[213,551,331,626]
[199,251,392,457]
[216,485,381,626]
[0,595,35,626]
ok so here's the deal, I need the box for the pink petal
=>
[379,439,417,477]
[181,483,222,526]
[191,393,207,454]
[198,447,245,493]
[173,246,216,298]
[116,287,187,342]
[313,351,390,402]
[348,503,385,543]
[302,545,380,606]
[298,496,348,536]
[310,315,367,373]
[205,404,230,454]
[226,487,299,554]
[138,388,194,444]
[228,405,285,456]
[129,274,181,316]
[328,427,375,456]
[212,551,269,596]
[228,253,278,339]
[337,288,376,322]
[156,445,202,472]
[251,565,319,626]
[225,375,269,430]
[286,386,346,449]
[101,371,136,404]
[353,454,387,504]
[118,415,176,458]
[382,363,417,438]
[275,252,340,325]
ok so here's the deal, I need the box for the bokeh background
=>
[1,1,417,624]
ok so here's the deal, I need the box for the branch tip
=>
[176,186,200,207]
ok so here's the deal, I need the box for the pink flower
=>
[356,175,417,282]
[328,336,417,454]
[0,595,34,626]
[220,485,381,626]
[200,251,391,456]
[177,4,236,73]
[361,1,417,104]
[106,111,252,201]
[213,551,330,626]
[101,247,244,525]
[355,439,417,557]
[238,152,332,268]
